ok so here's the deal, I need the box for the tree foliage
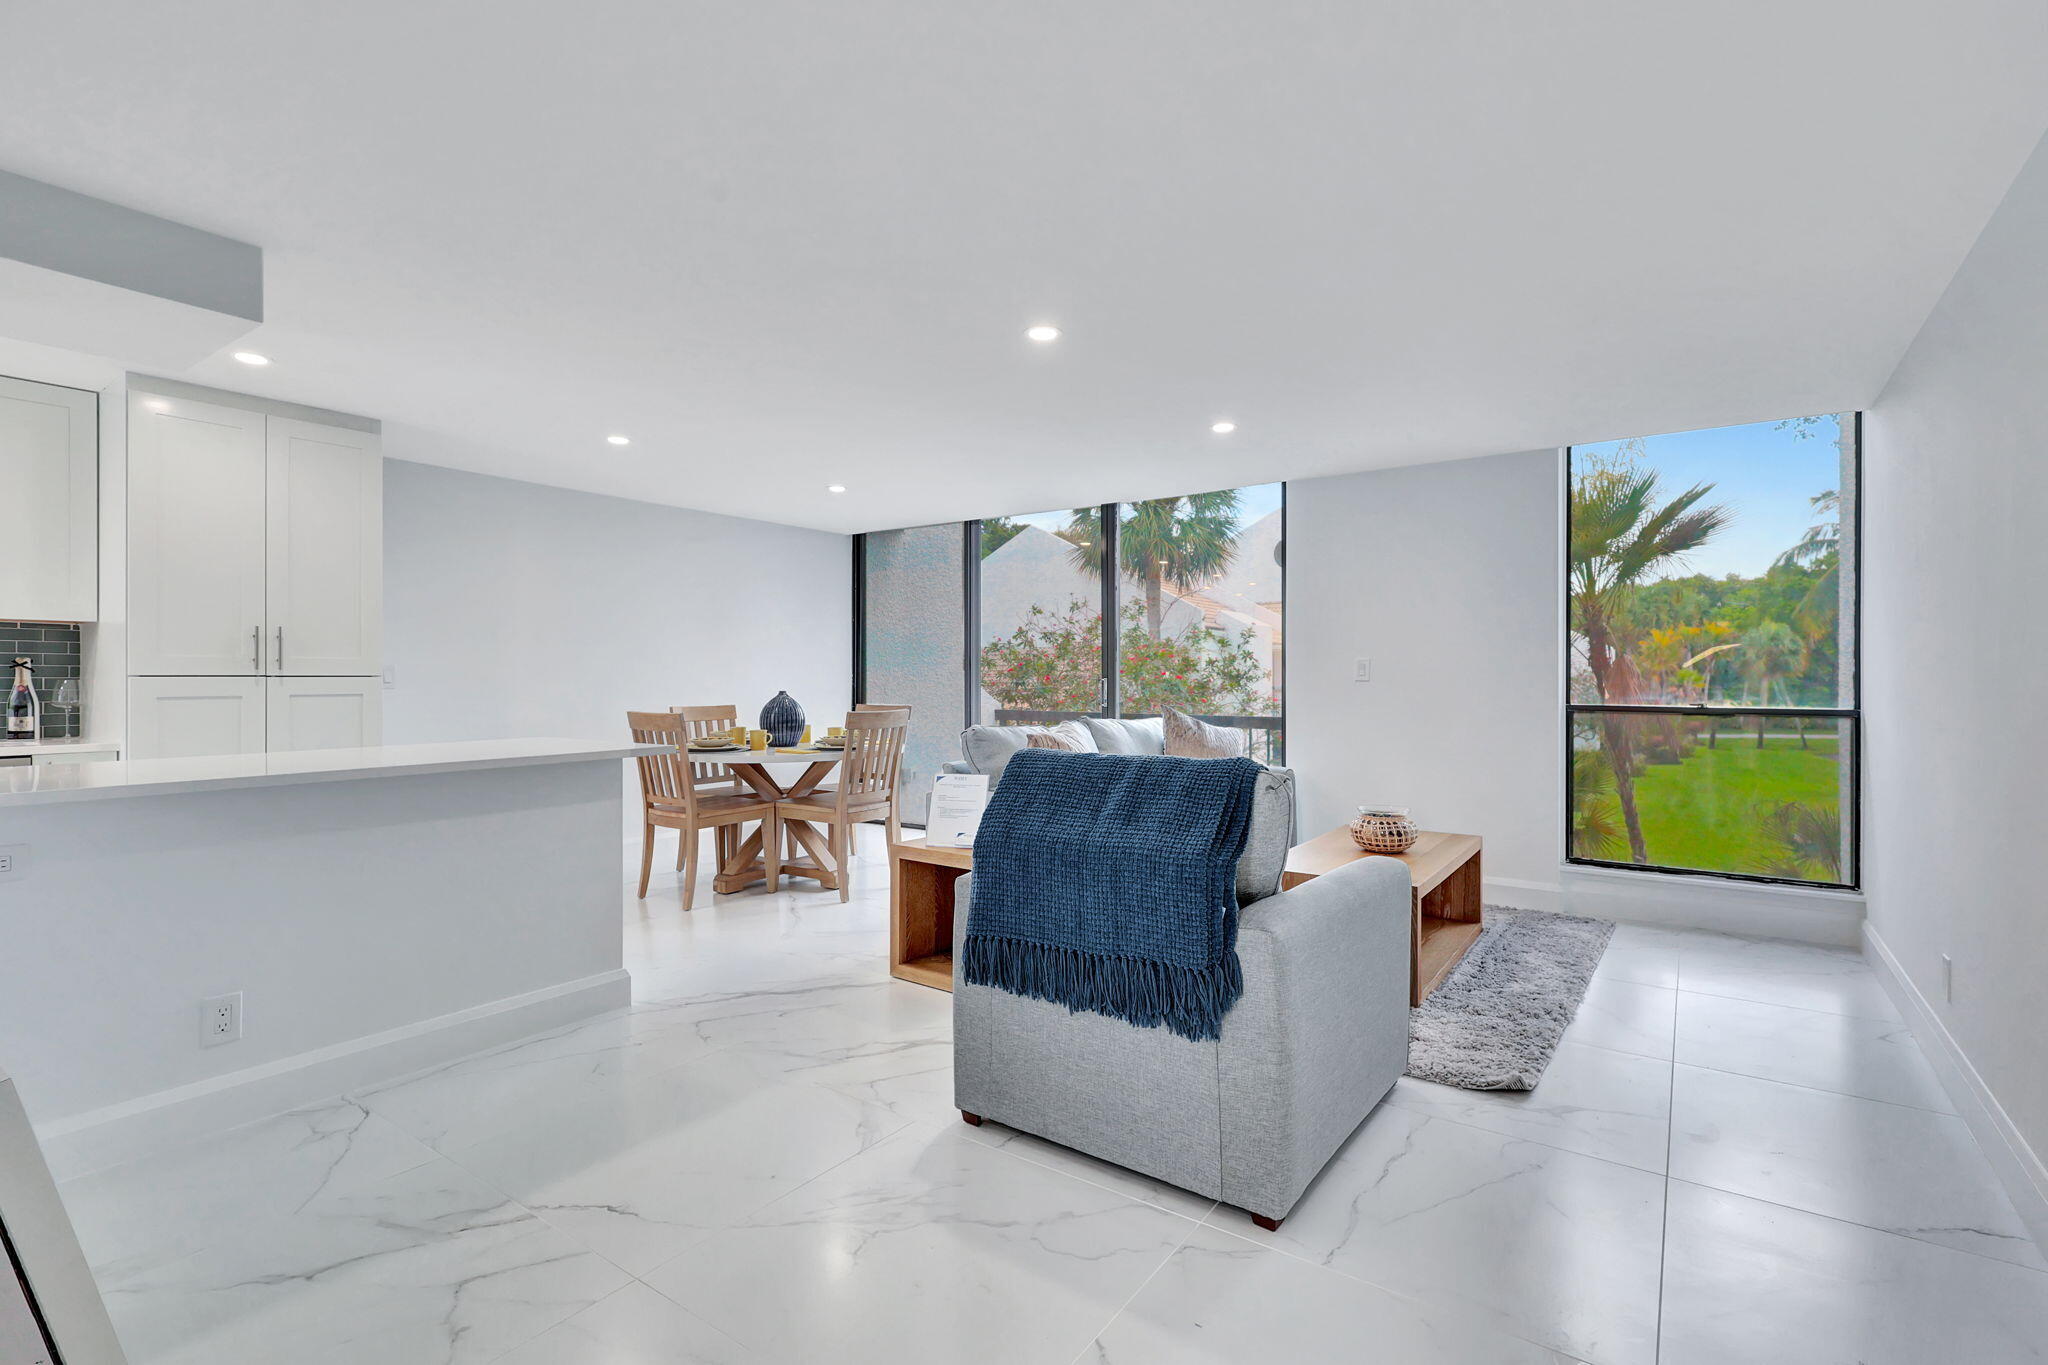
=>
[980,599,1276,718]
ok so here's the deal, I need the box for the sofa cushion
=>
[1079,715,1165,754]
[959,723,1097,781]
[1023,720,1096,753]
[1164,707,1250,759]
[1238,766,1296,904]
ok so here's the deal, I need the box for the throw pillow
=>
[1162,707,1249,759]
[1024,720,1096,752]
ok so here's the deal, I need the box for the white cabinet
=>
[0,375,98,622]
[128,394,267,674]
[128,393,380,679]
[267,676,382,751]
[267,419,381,676]
[126,390,383,762]
[127,676,380,759]
[127,677,265,760]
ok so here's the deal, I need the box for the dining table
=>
[691,744,849,894]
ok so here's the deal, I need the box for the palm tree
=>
[1748,800,1844,882]
[1068,490,1242,639]
[1740,619,1806,747]
[1775,489,1842,628]
[1570,467,1730,863]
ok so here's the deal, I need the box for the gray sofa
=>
[952,765,1412,1228]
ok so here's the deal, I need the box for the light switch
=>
[1353,657,1372,682]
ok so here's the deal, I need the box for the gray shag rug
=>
[1405,906,1614,1091]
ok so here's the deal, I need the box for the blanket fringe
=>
[961,934,1243,1042]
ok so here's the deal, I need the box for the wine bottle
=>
[6,659,36,740]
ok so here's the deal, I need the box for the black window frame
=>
[854,486,1289,805]
[1563,416,1861,891]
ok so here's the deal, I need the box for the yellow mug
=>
[828,726,845,738]
[728,725,746,743]
[748,729,768,751]
[800,725,813,744]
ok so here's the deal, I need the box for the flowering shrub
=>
[981,600,1276,717]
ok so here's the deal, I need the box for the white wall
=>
[1289,450,1564,893]
[382,460,852,750]
[1863,132,2048,1221]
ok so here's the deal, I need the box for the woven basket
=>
[1350,806,1418,854]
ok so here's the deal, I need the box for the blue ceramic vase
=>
[760,690,805,746]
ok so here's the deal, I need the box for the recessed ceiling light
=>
[606,434,630,446]
[1211,420,1236,434]
[827,484,848,493]
[143,398,169,412]
[232,351,270,366]
[1025,324,1061,343]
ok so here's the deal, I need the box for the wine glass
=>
[48,678,80,737]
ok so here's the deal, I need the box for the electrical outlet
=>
[1941,954,1953,1003]
[0,844,23,880]
[1353,657,1373,682]
[201,992,243,1047]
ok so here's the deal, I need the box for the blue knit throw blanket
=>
[961,748,1262,1041]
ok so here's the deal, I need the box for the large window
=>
[857,483,1285,820]
[1567,416,1857,887]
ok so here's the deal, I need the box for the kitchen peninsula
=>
[0,738,653,1175]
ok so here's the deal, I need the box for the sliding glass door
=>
[1115,484,1284,761]
[858,483,1286,824]
[859,524,966,824]
[976,507,1110,723]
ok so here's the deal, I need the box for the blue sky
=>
[1573,416,1845,581]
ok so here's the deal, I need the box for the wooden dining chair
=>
[671,703,745,868]
[629,711,775,908]
[767,708,908,902]
[821,703,915,838]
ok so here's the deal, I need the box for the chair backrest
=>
[628,710,696,815]
[671,704,739,786]
[855,702,911,714]
[837,707,909,807]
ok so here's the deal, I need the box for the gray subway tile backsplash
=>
[1,621,84,739]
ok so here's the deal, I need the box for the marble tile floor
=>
[56,827,2048,1363]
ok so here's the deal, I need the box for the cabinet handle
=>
[275,627,284,671]
[251,626,262,672]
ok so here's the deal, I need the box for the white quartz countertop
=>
[0,738,662,807]
[0,737,122,755]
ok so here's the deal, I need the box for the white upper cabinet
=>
[266,418,382,676]
[0,376,98,622]
[129,393,381,679]
[128,393,266,674]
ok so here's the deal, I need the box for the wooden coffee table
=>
[1282,828,1483,1005]
[888,834,974,990]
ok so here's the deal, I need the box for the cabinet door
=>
[129,394,266,674]
[266,676,382,751]
[0,375,97,622]
[266,418,381,676]
[126,676,265,760]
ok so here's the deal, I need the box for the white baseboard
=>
[1485,867,1863,946]
[1862,924,2048,1255]
[37,969,632,1182]
[1485,876,1562,913]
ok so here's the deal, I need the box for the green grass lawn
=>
[1627,735,1844,877]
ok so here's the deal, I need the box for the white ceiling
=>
[2,2,2044,534]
